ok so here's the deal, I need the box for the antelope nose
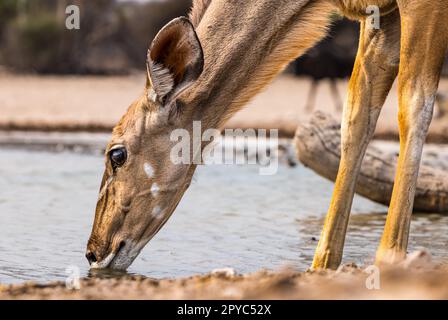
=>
[85,250,97,265]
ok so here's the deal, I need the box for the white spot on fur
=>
[144,163,154,178]
[151,206,163,219]
[151,183,160,196]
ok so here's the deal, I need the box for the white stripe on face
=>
[97,176,113,201]
[90,252,116,269]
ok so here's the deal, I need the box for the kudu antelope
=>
[86,0,448,270]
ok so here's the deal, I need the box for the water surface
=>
[1,147,447,284]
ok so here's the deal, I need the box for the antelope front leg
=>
[376,1,448,265]
[312,11,400,269]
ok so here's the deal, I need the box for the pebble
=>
[211,268,236,277]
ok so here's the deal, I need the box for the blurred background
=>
[1,0,447,137]
[0,0,191,74]
[1,0,446,75]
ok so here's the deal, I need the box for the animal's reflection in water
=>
[87,268,148,280]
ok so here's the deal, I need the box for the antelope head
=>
[86,17,204,270]
[85,0,333,270]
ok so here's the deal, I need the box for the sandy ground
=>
[2,72,448,140]
[2,260,448,300]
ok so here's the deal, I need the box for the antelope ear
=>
[146,17,204,106]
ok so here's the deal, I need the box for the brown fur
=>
[189,0,213,27]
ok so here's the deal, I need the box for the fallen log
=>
[294,111,448,213]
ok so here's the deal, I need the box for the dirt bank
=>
[2,262,448,300]
[2,72,448,141]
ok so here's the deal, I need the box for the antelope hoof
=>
[311,249,342,270]
[375,247,406,266]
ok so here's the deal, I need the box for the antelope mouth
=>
[90,241,127,270]
[90,252,117,269]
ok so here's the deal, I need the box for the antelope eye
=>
[110,147,127,168]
